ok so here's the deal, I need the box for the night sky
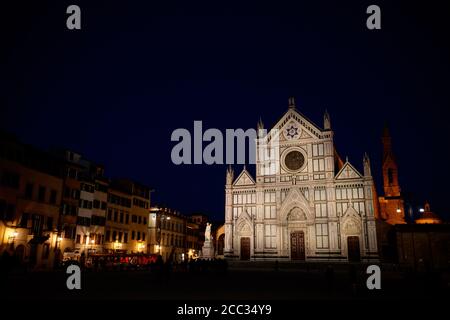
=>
[1,1,449,221]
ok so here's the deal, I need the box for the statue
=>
[201,222,214,259]
[205,223,212,242]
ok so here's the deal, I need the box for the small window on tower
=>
[388,168,394,185]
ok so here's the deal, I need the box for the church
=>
[224,98,379,262]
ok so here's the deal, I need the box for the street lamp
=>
[8,230,18,246]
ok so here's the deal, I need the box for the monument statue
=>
[205,223,212,242]
[201,222,214,259]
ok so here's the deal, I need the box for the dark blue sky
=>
[1,1,449,221]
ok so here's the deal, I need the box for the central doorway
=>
[290,231,305,260]
[240,237,250,260]
[347,236,361,262]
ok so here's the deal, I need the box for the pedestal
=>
[201,240,215,259]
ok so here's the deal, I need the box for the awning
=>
[28,235,50,244]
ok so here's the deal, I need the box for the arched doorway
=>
[347,236,361,262]
[217,234,225,255]
[290,231,305,260]
[240,237,250,260]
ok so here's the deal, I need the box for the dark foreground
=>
[2,262,450,301]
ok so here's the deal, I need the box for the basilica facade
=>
[224,98,378,262]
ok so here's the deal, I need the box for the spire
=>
[288,96,296,109]
[382,122,392,158]
[257,117,264,131]
[226,165,234,185]
[424,201,431,212]
[363,152,371,176]
[257,117,265,138]
[381,122,400,197]
[324,109,331,130]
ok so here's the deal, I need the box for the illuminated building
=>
[0,131,63,269]
[225,98,379,262]
[415,202,442,224]
[105,179,151,253]
[149,206,190,262]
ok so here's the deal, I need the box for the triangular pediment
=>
[279,187,313,221]
[342,205,360,219]
[260,108,325,144]
[335,162,362,180]
[236,209,253,234]
[233,169,255,186]
[342,205,362,235]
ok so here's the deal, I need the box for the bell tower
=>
[378,124,405,224]
[382,125,400,197]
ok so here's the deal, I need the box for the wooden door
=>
[290,231,305,260]
[347,236,361,262]
[240,237,250,260]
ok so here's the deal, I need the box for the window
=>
[316,224,329,249]
[76,234,81,244]
[314,189,326,201]
[118,232,123,242]
[131,231,135,240]
[25,183,33,199]
[315,203,327,217]
[38,186,46,202]
[101,201,107,210]
[336,202,349,216]
[138,216,142,224]
[107,208,112,220]
[119,211,124,223]
[388,168,394,185]
[264,225,277,249]
[49,190,57,204]
[20,213,29,228]
[125,214,129,224]
[131,215,137,223]
[114,210,118,222]
[314,188,327,217]
[137,232,141,241]
[354,202,366,215]
[112,231,117,242]
[143,217,147,225]
[31,214,43,235]
[313,159,325,171]
[105,230,110,242]
[93,200,100,209]
[124,233,128,243]
[142,233,146,241]
[264,191,276,203]
[264,205,276,219]
[312,143,324,156]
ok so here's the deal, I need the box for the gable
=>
[233,169,255,186]
[270,109,324,141]
[335,162,362,180]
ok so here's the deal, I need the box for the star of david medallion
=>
[284,124,300,140]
